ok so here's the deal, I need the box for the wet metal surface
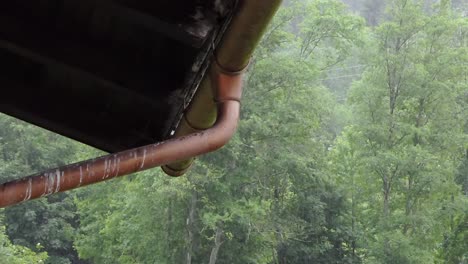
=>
[0,69,243,208]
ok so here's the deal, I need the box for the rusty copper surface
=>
[0,68,242,208]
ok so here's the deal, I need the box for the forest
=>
[0,0,467,263]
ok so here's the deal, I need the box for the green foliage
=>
[0,114,90,263]
[0,212,48,264]
[439,214,468,264]
[333,0,468,263]
[74,173,190,263]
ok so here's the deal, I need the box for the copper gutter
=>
[0,0,282,207]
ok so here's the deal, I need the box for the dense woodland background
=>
[0,0,467,263]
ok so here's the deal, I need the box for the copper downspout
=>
[0,0,282,208]
[0,64,243,208]
[162,0,283,176]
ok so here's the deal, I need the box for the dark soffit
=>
[0,0,236,152]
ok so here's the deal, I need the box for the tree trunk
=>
[351,176,356,263]
[167,196,174,263]
[383,176,390,218]
[273,187,287,264]
[185,190,197,264]
[403,174,413,234]
[382,175,391,259]
[208,222,224,264]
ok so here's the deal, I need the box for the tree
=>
[2,1,464,263]
[74,1,365,263]
[0,211,48,264]
[332,0,468,262]
[0,114,89,263]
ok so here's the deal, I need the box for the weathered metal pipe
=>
[0,64,243,208]
[162,0,283,176]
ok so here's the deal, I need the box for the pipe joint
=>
[211,57,248,104]
[161,61,245,177]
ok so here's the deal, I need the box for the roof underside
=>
[0,0,236,152]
